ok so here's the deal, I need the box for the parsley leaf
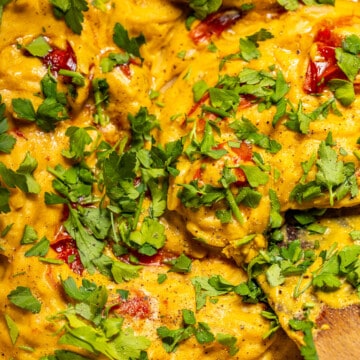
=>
[188,0,222,19]
[12,73,69,131]
[4,314,19,345]
[24,236,50,257]
[111,260,142,283]
[92,78,110,125]
[57,277,151,358]
[191,275,234,310]
[49,0,89,35]
[290,140,357,206]
[25,36,52,57]
[129,217,166,256]
[289,319,318,360]
[113,22,145,61]
[0,152,41,194]
[0,96,16,154]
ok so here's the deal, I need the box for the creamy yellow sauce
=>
[0,0,359,359]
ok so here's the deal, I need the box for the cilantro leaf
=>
[7,286,42,313]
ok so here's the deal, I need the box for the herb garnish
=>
[49,0,89,35]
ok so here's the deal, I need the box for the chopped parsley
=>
[51,277,151,359]
[49,0,89,35]
[0,95,16,154]
[290,138,358,206]
[12,72,69,132]
[7,286,42,313]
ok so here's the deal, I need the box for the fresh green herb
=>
[269,189,282,229]
[191,275,234,310]
[24,236,50,257]
[192,79,209,102]
[56,277,151,359]
[0,151,41,195]
[289,319,318,360]
[12,72,69,131]
[157,273,167,284]
[61,126,94,162]
[277,0,334,11]
[216,333,239,356]
[111,260,142,283]
[41,350,92,360]
[0,0,12,26]
[113,22,145,61]
[239,165,269,187]
[230,117,281,153]
[233,279,266,303]
[290,140,358,206]
[261,310,281,339]
[25,36,51,57]
[188,0,222,19]
[0,95,16,154]
[4,314,19,345]
[7,286,42,313]
[100,52,130,72]
[129,217,166,256]
[92,78,110,125]
[328,79,355,106]
[222,28,273,64]
[58,69,85,86]
[21,225,38,244]
[167,253,192,273]
[157,309,220,353]
[49,0,89,35]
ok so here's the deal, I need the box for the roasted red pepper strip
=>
[303,28,346,94]
[189,10,242,45]
[43,41,77,74]
[112,290,151,319]
[51,231,84,275]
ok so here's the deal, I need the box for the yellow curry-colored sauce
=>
[0,0,359,359]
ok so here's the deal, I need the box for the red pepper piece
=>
[303,28,346,94]
[189,10,242,45]
[43,42,77,74]
[112,290,151,319]
[51,232,84,275]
